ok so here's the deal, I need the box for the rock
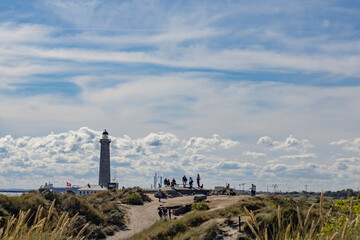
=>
[194,195,207,202]
[172,204,192,216]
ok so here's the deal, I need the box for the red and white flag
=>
[66,182,71,187]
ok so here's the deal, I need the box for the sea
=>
[0,192,26,197]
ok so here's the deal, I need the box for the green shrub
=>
[105,210,126,226]
[61,195,104,224]
[85,223,106,239]
[192,201,209,211]
[127,192,144,205]
[189,215,207,227]
[100,202,116,213]
[166,221,187,237]
[39,188,57,201]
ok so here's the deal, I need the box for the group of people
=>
[163,178,177,187]
[158,207,172,219]
[163,174,203,189]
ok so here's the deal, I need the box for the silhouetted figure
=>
[226,184,230,195]
[171,178,177,187]
[158,208,163,219]
[197,174,201,188]
[182,175,188,187]
[163,208,168,218]
[189,177,194,188]
[251,184,256,196]
[158,189,162,202]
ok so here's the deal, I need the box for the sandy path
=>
[107,194,251,240]
[107,194,195,240]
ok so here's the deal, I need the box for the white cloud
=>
[243,151,266,158]
[261,162,333,180]
[257,135,313,152]
[330,138,360,153]
[333,157,360,172]
[280,153,317,160]
[0,127,237,188]
[184,134,239,154]
[0,127,359,191]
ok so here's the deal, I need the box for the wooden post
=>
[238,216,241,232]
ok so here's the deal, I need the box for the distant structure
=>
[153,173,158,189]
[41,182,80,193]
[99,130,111,187]
[77,184,107,196]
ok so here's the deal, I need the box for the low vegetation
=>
[0,201,88,240]
[127,193,360,240]
[127,192,143,205]
[191,201,209,211]
[0,187,151,239]
[210,187,237,196]
[244,192,360,239]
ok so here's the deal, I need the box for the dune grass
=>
[0,200,88,240]
[244,192,360,240]
[0,189,129,239]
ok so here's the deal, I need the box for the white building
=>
[77,184,108,196]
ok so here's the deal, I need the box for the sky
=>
[0,0,360,191]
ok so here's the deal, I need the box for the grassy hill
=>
[0,187,150,239]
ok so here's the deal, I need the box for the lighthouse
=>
[99,129,111,187]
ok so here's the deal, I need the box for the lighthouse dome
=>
[102,129,109,139]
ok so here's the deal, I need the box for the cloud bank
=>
[0,127,359,191]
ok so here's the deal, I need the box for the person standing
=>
[226,184,231,196]
[182,175,188,187]
[163,208,168,218]
[158,208,163,219]
[158,189,162,202]
[169,208,172,219]
[189,177,193,188]
[196,174,201,188]
[251,184,256,196]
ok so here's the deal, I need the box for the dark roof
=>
[102,129,108,135]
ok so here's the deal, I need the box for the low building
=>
[77,184,108,196]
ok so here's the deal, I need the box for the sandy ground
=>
[107,194,250,240]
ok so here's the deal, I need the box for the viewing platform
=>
[145,186,211,197]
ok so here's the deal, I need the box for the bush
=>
[127,192,144,205]
[192,201,209,211]
[100,202,116,213]
[189,215,207,227]
[166,221,187,237]
[85,224,106,239]
[106,210,126,226]
[39,188,57,201]
[61,195,104,224]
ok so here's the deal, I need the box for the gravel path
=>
[107,194,195,240]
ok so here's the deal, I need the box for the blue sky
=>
[0,0,360,191]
